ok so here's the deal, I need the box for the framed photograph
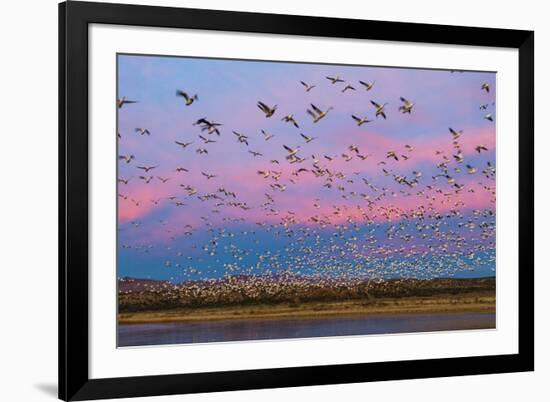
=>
[59,1,534,400]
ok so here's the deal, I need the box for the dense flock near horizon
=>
[117,62,496,289]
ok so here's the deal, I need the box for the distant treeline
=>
[118,275,496,313]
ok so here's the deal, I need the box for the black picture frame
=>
[59,1,534,400]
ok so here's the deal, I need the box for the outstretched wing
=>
[194,117,209,126]
[310,104,322,114]
[176,90,190,101]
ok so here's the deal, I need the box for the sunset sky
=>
[117,54,496,282]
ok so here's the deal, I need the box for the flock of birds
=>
[117,70,496,288]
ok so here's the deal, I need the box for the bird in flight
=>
[370,100,388,119]
[475,145,489,153]
[481,83,490,92]
[484,113,494,122]
[201,172,216,180]
[199,135,216,144]
[194,118,222,136]
[342,84,356,93]
[300,81,316,92]
[341,153,353,162]
[261,130,274,141]
[398,97,415,114]
[307,104,333,123]
[135,128,151,136]
[118,154,135,164]
[386,151,399,161]
[449,127,462,140]
[176,90,198,106]
[300,133,317,143]
[233,131,249,146]
[359,80,375,91]
[137,165,158,172]
[257,101,277,117]
[175,140,193,148]
[326,76,344,84]
[117,97,138,109]
[282,114,300,128]
[283,145,300,159]
[249,150,263,157]
[118,177,132,185]
[351,115,372,126]
[139,175,154,184]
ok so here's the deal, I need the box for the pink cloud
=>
[118,122,495,229]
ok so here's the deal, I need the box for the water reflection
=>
[118,312,495,347]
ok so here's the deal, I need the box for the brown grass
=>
[118,291,495,324]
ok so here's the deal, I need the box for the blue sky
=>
[117,53,496,282]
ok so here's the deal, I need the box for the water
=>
[118,312,495,347]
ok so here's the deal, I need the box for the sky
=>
[117,53,496,283]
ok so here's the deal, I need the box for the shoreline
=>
[118,293,495,325]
